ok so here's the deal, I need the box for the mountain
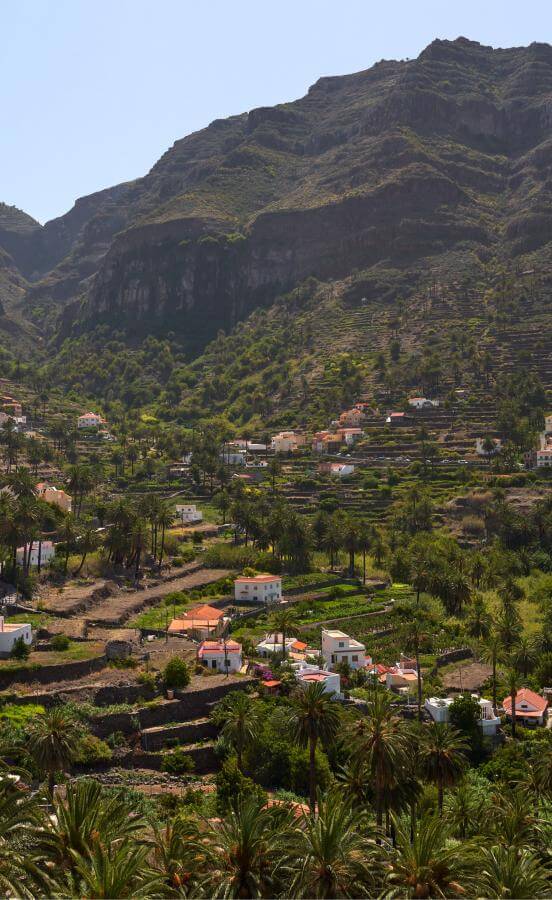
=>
[1,37,552,419]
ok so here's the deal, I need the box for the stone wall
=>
[141,719,217,751]
[0,654,106,689]
[435,648,474,668]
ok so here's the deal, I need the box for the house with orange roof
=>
[197,639,242,673]
[36,483,72,513]
[292,661,342,697]
[168,604,226,640]
[234,574,282,605]
[503,688,548,727]
[338,408,365,427]
[381,659,421,694]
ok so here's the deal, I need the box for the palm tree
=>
[419,723,468,816]
[156,504,173,568]
[385,814,472,898]
[477,845,551,898]
[151,816,200,894]
[73,520,101,576]
[27,708,79,795]
[357,523,371,585]
[506,669,521,740]
[353,691,408,830]
[285,792,380,898]
[0,779,45,897]
[342,520,359,578]
[214,691,261,772]
[269,606,299,659]
[58,514,78,575]
[201,797,284,898]
[289,682,340,813]
[482,632,504,712]
[512,637,537,678]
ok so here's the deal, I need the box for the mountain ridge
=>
[1,37,552,409]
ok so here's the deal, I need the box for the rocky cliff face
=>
[3,37,552,353]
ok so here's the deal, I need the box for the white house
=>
[256,632,297,657]
[16,540,55,568]
[175,503,203,524]
[544,414,552,433]
[234,574,282,605]
[321,629,369,670]
[292,662,341,697]
[384,660,420,694]
[271,431,306,453]
[222,450,247,466]
[77,412,105,429]
[475,436,502,456]
[0,617,32,658]
[424,695,501,736]
[408,397,439,410]
[330,463,355,478]
[197,639,242,673]
[502,688,548,727]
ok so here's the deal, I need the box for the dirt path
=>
[86,568,232,627]
[39,562,220,618]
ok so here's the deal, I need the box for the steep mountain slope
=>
[1,37,552,401]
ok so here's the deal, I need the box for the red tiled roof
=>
[235,574,281,583]
[503,688,547,716]
[292,640,307,651]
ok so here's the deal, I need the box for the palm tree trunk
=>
[415,639,422,722]
[309,735,317,814]
[438,777,444,817]
[363,549,366,585]
[48,772,55,797]
[74,552,87,576]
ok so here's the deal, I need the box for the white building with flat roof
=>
[0,617,32,658]
[424,695,501,736]
[16,541,55,568]
[175,503,203,524]
[321,629,369,670]
[234,574,282,605]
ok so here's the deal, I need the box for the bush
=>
[163,657,190,689]
[73,733,113,766]
[137,671,157,691]
[10,637,30,660]
[161,747,195,775]
[50,634,70,651]
[215,757,266,812]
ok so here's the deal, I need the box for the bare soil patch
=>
[442,661,492,692]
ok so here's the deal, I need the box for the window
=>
[331,654,336,663]
[338,642,344,648]
[211,660,217,669]
[352,655,358,662]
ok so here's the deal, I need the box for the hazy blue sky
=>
[2,0,550,223]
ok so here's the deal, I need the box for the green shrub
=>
[215,757,266,812]
[137,671,157,691]
[10,637,30,661]
[161,747,195,775]
[0,703,45,726]
[163,657,190,689]
[73,733,113,765]
[50,634,70,651]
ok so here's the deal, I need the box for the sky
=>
[2,0,551,224]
